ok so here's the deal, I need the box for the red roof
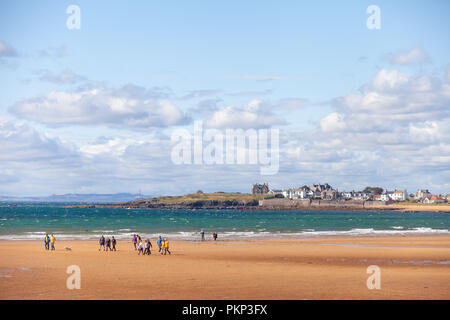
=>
[428,196,444,200]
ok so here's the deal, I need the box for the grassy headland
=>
[73,192,267,209]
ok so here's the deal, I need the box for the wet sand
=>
[0,236,449,299]
[392,204,450,212]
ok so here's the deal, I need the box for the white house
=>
[423,196,446,204]
[282,187,309,199]
[390,190,408,201]
[341,191,372,200]
[380,193,391,201]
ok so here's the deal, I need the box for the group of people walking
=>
[45,230,217,253]
[44,233,56,251]
[133,234,171,256]
[99,235,117,251]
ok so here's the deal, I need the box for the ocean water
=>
[0,202,449,240]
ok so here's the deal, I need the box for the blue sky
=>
[0,0,449,196]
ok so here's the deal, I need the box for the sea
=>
[0,202,449,241]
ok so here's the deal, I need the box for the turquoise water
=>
[0,202,449,240]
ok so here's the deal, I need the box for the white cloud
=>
[10,85,189,129]
[389,47,430,65]
[0,118,79,163]
[333,69,449,130]
[1,64,449,196]
[371,69,410,91]
[269,67,450,193]
[205,99,286,129]
[320,112,346,132]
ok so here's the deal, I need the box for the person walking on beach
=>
[50,234,55,251]
[163,238,171,255]
[157,236,162,252]
[106,237,111,252]
[144,239,152,255]
[132,234,137,250]
[160,238,166,255]
[112,236,117,251]
[44,233,50,250]
[137,240,144,255]
[200,229,205,241]
[156,236,162,252]
[99,235,105,251]
[212,232,218,241]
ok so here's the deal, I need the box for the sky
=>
[0,0,449,196]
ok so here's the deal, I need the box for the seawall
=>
[258,199,395,210]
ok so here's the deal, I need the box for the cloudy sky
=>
[0,0,449,196]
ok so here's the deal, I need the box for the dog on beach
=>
[65,247,72,251]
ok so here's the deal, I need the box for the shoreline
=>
[1,235,449,299]
[1,233,450,243]
[69,203,450,213]
[1,229,449,241]
[1,233,450,244]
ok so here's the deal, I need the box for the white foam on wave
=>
[0,227,449,241]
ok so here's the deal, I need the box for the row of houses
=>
[252,184,449,203]
[253,183,349,201]
[413,189,448,203]
[279,184,340,200]
[372,190,408,201]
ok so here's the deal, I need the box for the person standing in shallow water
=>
[200,229,205,241]
[213,232,218,241]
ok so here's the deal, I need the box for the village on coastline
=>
[252,183,450,204]
[71,184,449,212]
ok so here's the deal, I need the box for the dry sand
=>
[1,236,449,300]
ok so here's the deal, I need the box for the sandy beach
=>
[1,236,449,300]
[392,204,450,212]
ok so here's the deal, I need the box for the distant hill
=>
[0,193,153,203]
[72,192,267,209]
